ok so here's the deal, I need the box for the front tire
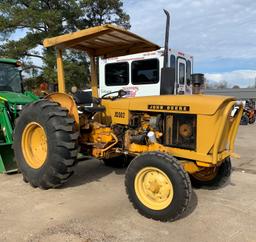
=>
[190,158,232,188]
[125,152,192,221]
[13,99,79,189]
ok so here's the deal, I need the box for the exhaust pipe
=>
[160,9,175,95]
[163,9,170,68]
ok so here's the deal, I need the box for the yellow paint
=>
[196,161,215,167]
[90,132,118,158]
[212,101,235,163]
[111,109,130,125]
[228,104,243,152]
[0,96,7,102]
[134,167,173,210]
[89,125,113,144]
[181,161,202,173]
[43,24,160,58]
[90,55,98,98]
[46,93,79,128]
[230,153,240,159]
[21,122,47,169]
[101,95,235,115]
[56,49,65,93]
[99,132,118,155]
[102,96,241,165]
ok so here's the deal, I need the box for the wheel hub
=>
[21,122,48,169]
[192,167,219,181]
[135,167,174,210]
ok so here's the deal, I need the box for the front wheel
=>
[125,152,192,221]
[190,158,232,188]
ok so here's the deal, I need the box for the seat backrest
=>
[73,91,93,105]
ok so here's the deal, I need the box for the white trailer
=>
[98,48,193,97]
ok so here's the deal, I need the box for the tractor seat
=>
[73,91,105,113]
[73,90,93,105]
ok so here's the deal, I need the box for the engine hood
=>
[0,91,38,104]
[103,94,236,115]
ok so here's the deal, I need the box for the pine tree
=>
[0,0,130,90]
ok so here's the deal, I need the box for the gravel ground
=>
[0,125,255,242]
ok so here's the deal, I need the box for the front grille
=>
[164,114,196,150]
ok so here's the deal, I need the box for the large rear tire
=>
[13,99,79,189]
[125,152,192,221]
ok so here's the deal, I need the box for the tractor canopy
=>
[43,24,160,58]
[43,24,160,96]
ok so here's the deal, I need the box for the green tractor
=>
[0,58,38,173]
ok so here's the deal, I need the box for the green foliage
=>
[0,0,130,90]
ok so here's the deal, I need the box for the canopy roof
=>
[43,24,160,58]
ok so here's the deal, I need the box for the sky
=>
[124,0,256,87]
[8,0,256,87]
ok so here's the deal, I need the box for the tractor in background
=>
[0,58,38,173]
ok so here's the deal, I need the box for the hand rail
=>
[212,101,236,163]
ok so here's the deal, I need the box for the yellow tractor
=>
[13,24,243,221]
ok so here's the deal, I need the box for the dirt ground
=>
[0,125,256,242]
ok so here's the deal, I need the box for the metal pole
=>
[56,49,65,93]
[163,9,170,69]
[90,55,98,98]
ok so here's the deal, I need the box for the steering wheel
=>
[101,89,127,100]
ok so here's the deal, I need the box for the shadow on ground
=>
[62,158,125,188]
[179,190,198,221]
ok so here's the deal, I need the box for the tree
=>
[232,85,240,89]
[205,80,228,89]
[0,0,130,90]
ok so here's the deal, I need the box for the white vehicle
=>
[98,48,193,97]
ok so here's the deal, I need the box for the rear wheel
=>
[190,158,232,188]
[125,152,191,221]
[13,99,79,189]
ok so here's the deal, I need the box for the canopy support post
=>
[57,49,65,93]
[90,55,98,98]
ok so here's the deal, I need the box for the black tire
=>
[190,158,232,188]
[103,155,132,168]
[13,99,79,189]
[240,115,249,125]
[125,152,192,221]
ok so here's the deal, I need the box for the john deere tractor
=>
[0,58,38,173]
[13,21,243,221]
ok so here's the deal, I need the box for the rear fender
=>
[46,93,79,128]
